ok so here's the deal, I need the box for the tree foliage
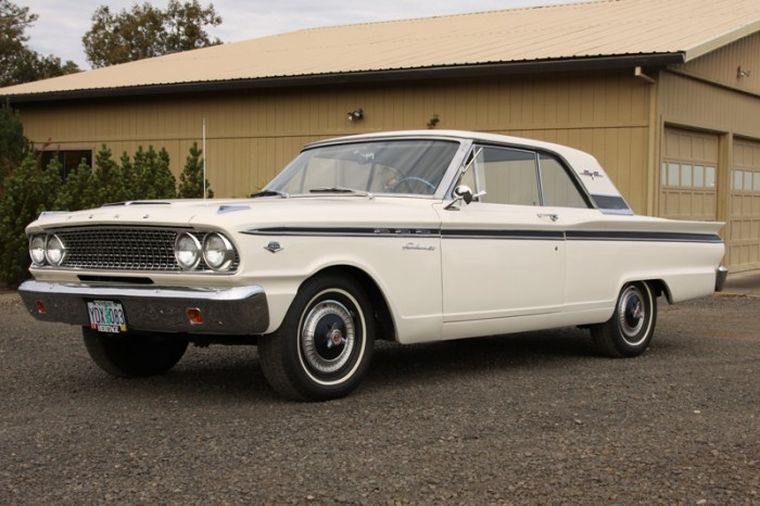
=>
[83,0,222,68]
[0,0,79,87]
[90,145,125,205]
[54,158,95,211]
[177,141,212,198]
[0,154,60,286]
[129,146,177,200]
[0,101,27,180]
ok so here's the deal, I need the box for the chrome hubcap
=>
[300,300,355,374]
[617,285,647,345]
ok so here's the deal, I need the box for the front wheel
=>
[82,328,188,377]
[590,281,657,358]
[258,274,375,401]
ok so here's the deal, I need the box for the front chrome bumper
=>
[715,265,728,292]
[18,280,269,335]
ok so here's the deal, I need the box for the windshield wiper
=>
[251,189,289,198]
[309,187,374,199]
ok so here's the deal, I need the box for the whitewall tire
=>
[258,274,375,401]
[590,281,657,358]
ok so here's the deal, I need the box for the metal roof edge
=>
[2,53,683,105]
[683,19,760,62]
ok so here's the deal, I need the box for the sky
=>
[26,0,588,69]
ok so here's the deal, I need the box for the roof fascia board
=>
[683,20,760,62]
[3,53,683,105]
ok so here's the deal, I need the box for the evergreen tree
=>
[0,154,61,286]
[131,146,149,198]
[177,142,212,198]
[119,151,138,201]
[54,158,95,211]
[132,145,176,200]
[0,101,27,182]
[90,144,124,205]
[153,147,177,199]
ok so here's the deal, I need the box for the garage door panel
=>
[730,139,760,271]
[660,128,718,221]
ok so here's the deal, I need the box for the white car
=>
[20,130,727,401]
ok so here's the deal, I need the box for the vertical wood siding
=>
[677,32,760,97]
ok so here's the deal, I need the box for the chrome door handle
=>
[537,213,559,222]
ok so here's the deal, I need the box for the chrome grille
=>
[51,227,238,272]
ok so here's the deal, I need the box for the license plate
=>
[87,300,127,333]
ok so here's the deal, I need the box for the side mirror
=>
[453,185,474,204]
[445,184,485,210]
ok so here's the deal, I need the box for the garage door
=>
[660,128,718,222]
[729,139,760,271]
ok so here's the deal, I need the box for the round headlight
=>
[29,235,47,266]
[175,233,201,270]
[202,232,235,271]
[44,234,66,266]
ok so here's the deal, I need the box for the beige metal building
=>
[2,0,760,270]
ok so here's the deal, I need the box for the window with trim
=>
[539,153,588,208]
[660,161,716,189]
[732,169,760,193]
[460,146,588,208]
[473,146,540,206]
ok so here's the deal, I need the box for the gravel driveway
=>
[1,293,758,504]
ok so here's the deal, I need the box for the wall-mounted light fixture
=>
[737,66,752,78]
[347,108,364,121]
[427,113,440,129]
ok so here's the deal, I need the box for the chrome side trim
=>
[715,266,728,292]
[242,226,722,243]
[18,280,268,335]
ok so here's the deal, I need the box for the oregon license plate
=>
[87,300,127,333]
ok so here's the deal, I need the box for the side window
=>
[476,146,540,206]
[539,154,589,208]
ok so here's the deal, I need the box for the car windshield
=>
[265,139,460,196]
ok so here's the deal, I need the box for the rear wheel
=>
[82,328,188,377]
[258,274,375,401]
[590,281,657,358]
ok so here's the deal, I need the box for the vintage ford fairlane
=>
[20,130,727,400]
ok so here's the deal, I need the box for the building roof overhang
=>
[5,52,683,105]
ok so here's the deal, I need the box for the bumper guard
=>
[715,266,728,292]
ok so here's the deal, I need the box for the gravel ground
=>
[0,293,758,505]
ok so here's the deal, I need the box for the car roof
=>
[304,129,626,203]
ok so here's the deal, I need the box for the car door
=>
[437,145,566,323]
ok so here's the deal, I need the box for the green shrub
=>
[0,142,215,284]
[0,154,61,286]
[177,142,213,198]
